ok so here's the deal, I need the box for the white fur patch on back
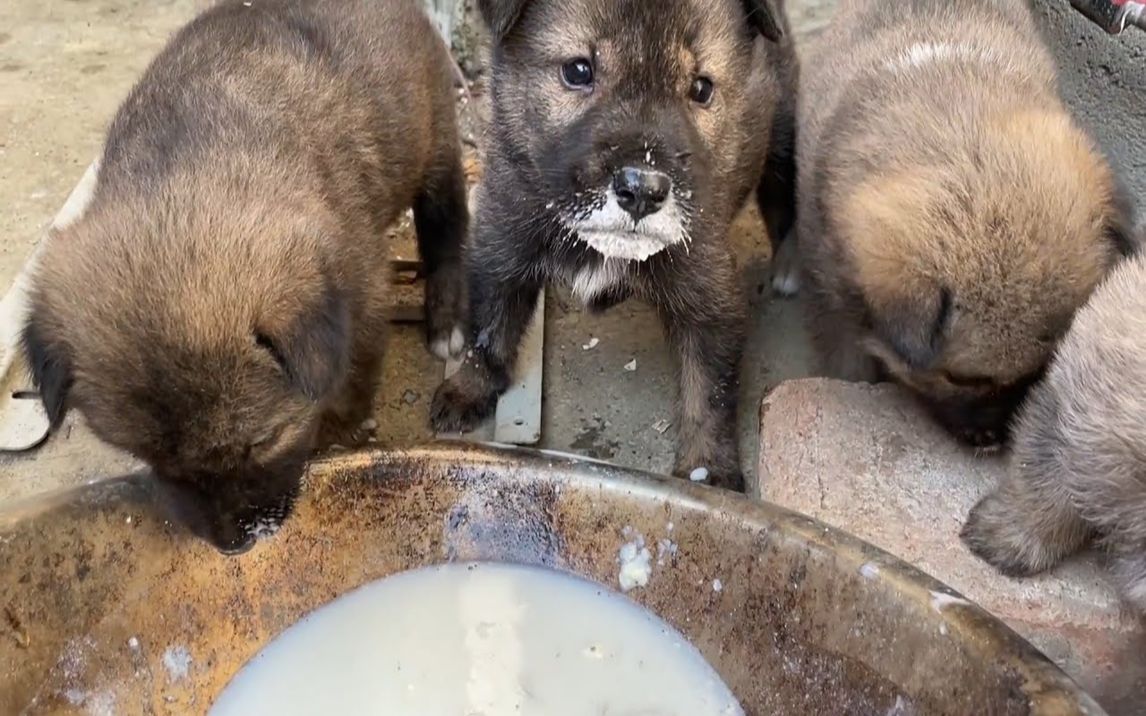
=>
[883,42,1004,75]
[561,188,688,262]
[570,260,627,306]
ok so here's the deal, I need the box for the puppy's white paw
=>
[771,268,800,297]
[431,326,466,360]
[770,233,800,298]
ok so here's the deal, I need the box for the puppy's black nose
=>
[613,167,671,222]
[211,522,258,556]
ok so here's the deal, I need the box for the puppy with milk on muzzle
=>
[430,0,799,490]
[23,0,468,554]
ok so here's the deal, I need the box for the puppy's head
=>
[843,109,1133,448]
[480,0,785,260]
[23,197,350,554]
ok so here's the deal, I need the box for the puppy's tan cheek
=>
[897,370,943,398]
[253,420,317,464]
[693,105,722,143]
[547,88,591,126]
[862,340,913,385]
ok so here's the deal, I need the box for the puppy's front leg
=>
[658,259,747,492]
[430,238,541,433]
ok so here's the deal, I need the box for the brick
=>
[757,378,1146,714]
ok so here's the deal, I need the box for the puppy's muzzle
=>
[155,466,302,555]
[925,387,1031,450]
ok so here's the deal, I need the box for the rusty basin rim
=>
[0,441,1106,714]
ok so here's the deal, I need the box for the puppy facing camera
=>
[22,0,467,553]
[431,0,799,490]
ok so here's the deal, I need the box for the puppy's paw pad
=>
[430,378,497,433]
[960,498,1047,578]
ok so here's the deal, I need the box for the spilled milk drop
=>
[211,562,743,716]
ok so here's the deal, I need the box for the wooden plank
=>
[388,261,425,324]
[385,212,426,323]
[493,290,544,445]
[437,289,546,445]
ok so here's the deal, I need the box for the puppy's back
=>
[100,0,453,204]
[798,0,1059,234]
[43,0,458,323]
[26,0,460,440]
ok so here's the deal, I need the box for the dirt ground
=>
[0,0,841,506]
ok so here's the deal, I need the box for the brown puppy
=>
[796,0,1135,448]
[963,250,1146,612]
[429,0,798,490]
[22,0,467,553]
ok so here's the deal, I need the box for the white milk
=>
[211,562,743,716]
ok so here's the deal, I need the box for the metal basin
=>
[0,443,1103,714]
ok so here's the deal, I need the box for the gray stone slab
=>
[758,378,1146,715]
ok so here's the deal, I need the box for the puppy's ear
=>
[1106,181,1142,258]
[258,281,350,402]
[865,287,951,371]
[21,312,73,429]
[477,0,530,42]
[843,168,951,370]
[741,0,784,42]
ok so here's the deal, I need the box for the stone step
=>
[756,378,1146,715]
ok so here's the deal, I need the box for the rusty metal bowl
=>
[0,443,1104,714]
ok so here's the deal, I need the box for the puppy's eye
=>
[251,431,276,449]
[561,58,594,89]
[246,426,283,461]
[690,77,715,107]
[942,371,995,389]
[255,332,287,371]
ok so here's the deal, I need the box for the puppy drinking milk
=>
[22,0,467,553]
[431,0,799,491]
[962,251,1146,613]
[796,0,1135,448]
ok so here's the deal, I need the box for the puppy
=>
[22,0,467,553]
[796,0,1135,448]
[430,0,799,491]
[962,250,1146,612]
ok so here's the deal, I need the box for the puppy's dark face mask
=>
[153,456,308,555]
[481,0,784,260]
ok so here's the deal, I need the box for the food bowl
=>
[0,443,1103,714]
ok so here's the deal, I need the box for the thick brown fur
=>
[962,251,1146,613]
[21,0,467,553]
[430,0,798,491]
[796,0,1135,448]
